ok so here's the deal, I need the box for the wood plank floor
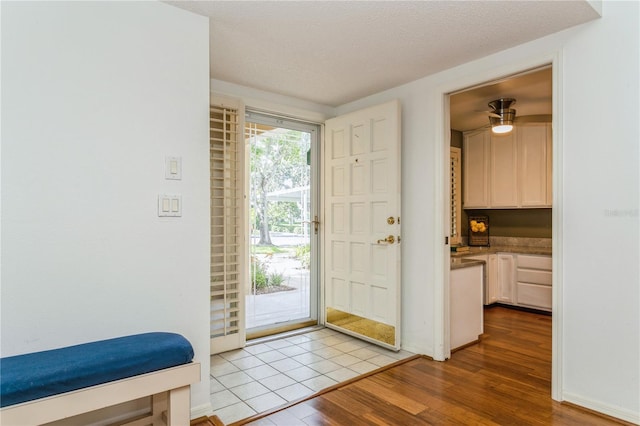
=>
[195,306,632,426]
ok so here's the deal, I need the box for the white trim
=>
[319,124,327,327]
[435,51,563,391]
[210,93,244,112]
[562,392,640,425]
[550,50,564,403]
[212,79,333,124]
[191,402,214,420]
[433,91,449,361]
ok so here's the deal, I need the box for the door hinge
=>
[445,236,449,245]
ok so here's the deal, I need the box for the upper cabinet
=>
[462,130,490,208]
[463,123,552,209]
[490,131,518,208]
[518,123,552,207]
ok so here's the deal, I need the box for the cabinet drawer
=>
[517,269,552,285]
[517,254,551,270]
[517,283,552,310]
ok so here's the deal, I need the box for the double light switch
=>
[158,194,181,217]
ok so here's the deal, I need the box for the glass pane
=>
[246,121,313,331]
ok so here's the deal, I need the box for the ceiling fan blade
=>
[514,114,552,123]
[473,110,501,118]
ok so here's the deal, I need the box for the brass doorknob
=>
[377,235,395,244]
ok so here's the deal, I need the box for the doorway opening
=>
[245,111,321,339]
[446,65,553,367]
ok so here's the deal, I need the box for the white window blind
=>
[450,147,462,245]
[210,104,245,352]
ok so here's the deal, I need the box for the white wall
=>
[335,1,639,422]
[560,2,638,418]
[1,1,212,416]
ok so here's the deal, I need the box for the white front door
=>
[323,100,402,350]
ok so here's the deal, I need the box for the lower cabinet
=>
[461,252,552,311]
[450,264,484,350]
[516,254,552,311]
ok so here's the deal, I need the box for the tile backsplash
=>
[490,236,552,248]
[462,236,551,248]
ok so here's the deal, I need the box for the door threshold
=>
[247,321,322,345]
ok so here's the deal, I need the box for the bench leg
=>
[166,385,190,426]
[151,392,168,425]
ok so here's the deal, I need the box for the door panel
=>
[324,100,401,350]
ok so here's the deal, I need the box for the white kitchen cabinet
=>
[460,252,552,312]
[490,132,518,207]
[462,130,489,208]
[516,254,552,311]
[486,254,499,304]
[518,123,552,207]
[496,253,516,304]
[450,264,484,350]
[463,124,552,209]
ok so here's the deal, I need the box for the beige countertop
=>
[451,245,552,258]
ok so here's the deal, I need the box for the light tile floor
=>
[209,327,414,425]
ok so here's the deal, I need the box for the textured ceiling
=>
[167,1,599,107]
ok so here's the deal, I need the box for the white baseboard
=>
[563,392,640,425]
[191,402,214,420]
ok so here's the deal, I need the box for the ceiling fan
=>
[487,98,516,134]
[478,97,550,133]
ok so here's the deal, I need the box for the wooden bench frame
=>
[0,362,201,426]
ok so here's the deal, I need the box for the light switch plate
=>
[158,194,182,217]
[165,156,182,180]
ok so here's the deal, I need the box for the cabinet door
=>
[463,130,489,208]
[516,283,552,311]
[490,132,518,207]
[486,254,499,304]
[496,253,516,303]
[518,123,550,207]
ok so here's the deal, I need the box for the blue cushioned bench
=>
[0,332,201,426]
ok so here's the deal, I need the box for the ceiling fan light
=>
[489,109,516,134]
[491,124,513,134]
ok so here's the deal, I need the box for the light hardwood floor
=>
[195,306,632,425]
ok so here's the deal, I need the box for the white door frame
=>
[433,51,564,401]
